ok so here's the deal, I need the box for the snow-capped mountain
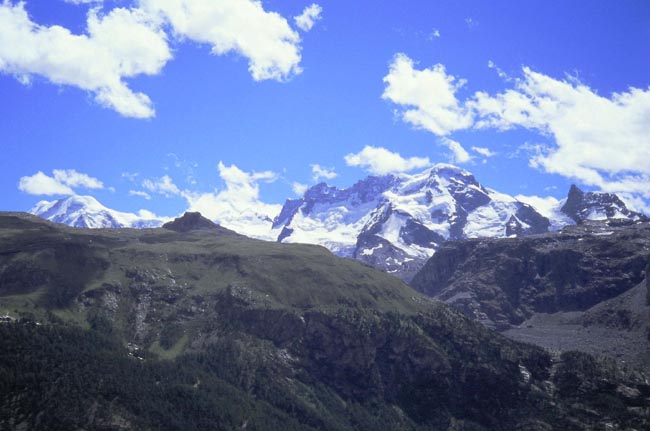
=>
[560,184,644,223]
[29,167,645,281]
[31,195,166,229]
[272,164,553,279]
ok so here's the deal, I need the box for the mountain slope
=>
[274,165,553,279]
[561,184,645,223]
[410,219,650,369]
[31,195,166,228]
[29,172,645,281]
[274,173,645,280]
[1,212,649,430]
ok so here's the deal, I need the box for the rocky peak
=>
[162,212,221,232]
[348,175,397,202]
[561,184,644,223]
[304,182,339,201]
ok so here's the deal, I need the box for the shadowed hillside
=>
[1,212,649,430]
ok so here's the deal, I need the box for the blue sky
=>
[1,0,649,219]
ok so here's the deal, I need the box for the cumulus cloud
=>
[382,55,650,205]
[18,169,103,195]
[310,164,337,182]
[382,53,473,136]
[294,4,322,32]
[514,194,562,219]
[1,0,311,116]
[19,172,75,196]
[0,2,171,118]
[470,68,650,195]
[185,162,281,239]
[140,0,303,81]
[53,169,104,189]
[142,174,183,198]
[344,145,432,175]
[217,161,278,192]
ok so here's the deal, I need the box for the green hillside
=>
[1,212,648,430]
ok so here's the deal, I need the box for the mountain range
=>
[31,194,166,229]
[30,165,645,279]
[1,211,649,430]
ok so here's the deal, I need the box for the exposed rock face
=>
[561,184,646,223]
[30,174,644,283]
[162,211,228,233]
[273,168,644,280]
[2,212,649,430]
[411,220,650,329]
[647,255,650,307]
[273,164,553,280]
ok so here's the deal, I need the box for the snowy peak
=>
[32,195,122,228]
[28,170,645,282]
[31,195,164,229]
[273,164,553,279]
[273,165,643,280]
[560,184,644,223]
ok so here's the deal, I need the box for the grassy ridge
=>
[1,213,649,430]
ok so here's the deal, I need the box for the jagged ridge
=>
[30,169,644,280]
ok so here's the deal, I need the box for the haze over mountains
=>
[31,165,645,279]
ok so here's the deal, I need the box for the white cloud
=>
[185,162,281,239]
[1,0,312,116]
[0,2,171,118]
[470,67,650,197]
[344,145,432,175]
[471,146,496,157]
[382,53,473,136]
[310,164,337,182]
[294,4,322,32]
[217,161,277,190]
[617,193,650,215]
[53,169,104,189]
[18,169,103,196]
[292,181,308,196]
[142,174,182,197]
[514,194,561,219]
[140,0,303,81]
[18,171,75,196]
[382,56,650,206]
[129,190,151,200]
[429,28,441,39]
[440,137,471,164]
[136,208,160,219]
[487,60,509,80]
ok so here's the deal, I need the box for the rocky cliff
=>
[411,219,650,370]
